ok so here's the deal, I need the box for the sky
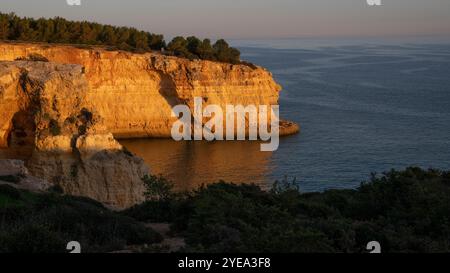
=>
[1,0,450,40]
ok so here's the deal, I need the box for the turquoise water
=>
[122,39,450,192]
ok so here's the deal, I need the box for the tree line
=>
[0,12,241,64]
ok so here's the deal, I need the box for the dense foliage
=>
[166,37,241,64]
[0,12,241,64]
[0,185,162,253]
[2,167,449,253]
[124,167,450,253]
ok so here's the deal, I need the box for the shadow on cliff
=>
[156,71,214,138]
[157,72,184,108]
[9,110,35,149]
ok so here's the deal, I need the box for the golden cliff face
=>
[0,61,148,208]
[0,42,282,138]
[0,42,296,208]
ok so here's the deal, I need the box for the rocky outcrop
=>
[0,61,148,208]
[0,42,299,208]
[0,42,297,138]
[0,159,50,192]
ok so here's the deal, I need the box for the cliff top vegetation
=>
[0,12,241,64]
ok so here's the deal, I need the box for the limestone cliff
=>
[0,42,297,139]
[0,61,148,208]
[0,42,298,208]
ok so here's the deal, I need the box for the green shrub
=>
[142,174,174,201]
[126,168,450,253]
[0,224,66,253]
[2,167,450,253]
[122,200,173,222]
[0,190,163,253]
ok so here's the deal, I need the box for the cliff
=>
[0,61,148,208]
[0,42,298,208]
[0,42,297,139]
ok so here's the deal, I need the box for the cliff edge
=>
[0,42,299,208]
[0,42,299,139]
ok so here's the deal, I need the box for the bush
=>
[0,190,163,253]
[3,167,449,253]
[122,200,174,222]
[142,174,174,201]
[125,168,450,253]
[0,224,66,253]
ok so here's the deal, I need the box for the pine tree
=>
[133,31,149,51]
[100,25,117,45]
[186,36,202,58]
[0,14,9,40]
[0,12,241,64]
[213,39,240,64]
[148,33,165,50]
[167,36,190,57]
[197,39,215,60]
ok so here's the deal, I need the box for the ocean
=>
[122,38,450,192]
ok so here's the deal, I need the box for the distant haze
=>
[1,0,450,39]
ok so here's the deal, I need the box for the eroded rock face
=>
[0,42,298,208]
[0,159,50,192]
[0,61,148,208]
[0,43,287,138]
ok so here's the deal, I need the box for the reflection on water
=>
[4,41,450,194]
[120,139,273,191]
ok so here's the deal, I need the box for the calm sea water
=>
[122,38,450,192]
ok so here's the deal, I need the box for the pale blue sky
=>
[1,0,449,39]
